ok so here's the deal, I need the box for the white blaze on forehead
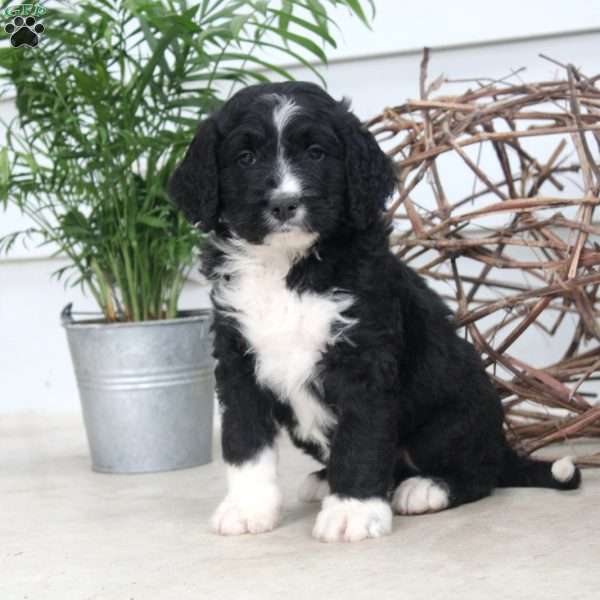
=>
[270,95,302,198]
[276,158,302,196]
[272,95,301,135]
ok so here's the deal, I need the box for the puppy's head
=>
[169,82,396,247]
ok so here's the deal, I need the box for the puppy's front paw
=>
[211,484,282,535]
[312,494,392,543]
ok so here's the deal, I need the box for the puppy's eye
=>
[237,150,256,167]
[307,144,325,161]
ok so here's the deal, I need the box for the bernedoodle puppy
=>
[169,82,581,543]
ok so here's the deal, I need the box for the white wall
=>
[1,2,599,413]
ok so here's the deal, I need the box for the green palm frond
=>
[0,0,373,321]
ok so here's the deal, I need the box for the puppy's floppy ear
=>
[168,117,220,232]
[340,108,397,229]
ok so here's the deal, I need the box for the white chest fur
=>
[212,233,356,452]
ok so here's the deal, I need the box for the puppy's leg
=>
[392,398,500,515]
[212,445,282,535]
[211,352,282,536]
[313,351,398,543]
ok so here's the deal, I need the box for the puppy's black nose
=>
[270,198,298,222]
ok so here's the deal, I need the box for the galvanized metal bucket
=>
[62,306,215,474]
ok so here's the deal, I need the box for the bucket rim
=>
[61,306,213,330]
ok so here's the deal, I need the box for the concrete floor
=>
[2,414,599,600]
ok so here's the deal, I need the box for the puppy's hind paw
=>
[312,495,392,543]
[298,470,330,503]
[391,476,450,515]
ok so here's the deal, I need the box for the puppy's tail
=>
[498,445,581,490]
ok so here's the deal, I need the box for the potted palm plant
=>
[0,0,372,472]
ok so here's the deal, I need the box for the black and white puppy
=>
[169,82,581,543]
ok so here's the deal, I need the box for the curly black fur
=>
[169,82,580,522]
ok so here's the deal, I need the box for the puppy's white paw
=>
[391,476,450,515]
[298,471,330,503]
[211,484,282,535]
[312,494,392,543]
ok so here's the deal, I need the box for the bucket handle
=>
[60,303,74,325]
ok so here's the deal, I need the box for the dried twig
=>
[372,54,600,464]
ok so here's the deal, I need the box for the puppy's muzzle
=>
[269,197,299,223]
